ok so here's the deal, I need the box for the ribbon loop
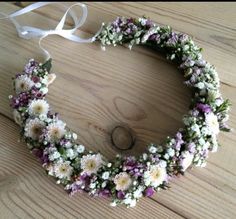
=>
[0,2,102,60]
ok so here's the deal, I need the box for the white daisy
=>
[40,87,48,95]
[196,82,205,89]
[158,160,167,168]
[144,165,167,187]
[24,118,45,140]
[13,109,22,126]
[54,161,73,180]
[46,120,66,142]
[123,197,137,207]
[15,75,34,94]
[114,172,132,191]
[28,99,49,116]
[66,148,75,159]
[205,112,220,135]
[75,144,85,153]
[133,186,144,199]
[181,151,194,171]
[167,148,175,157]
[101,181,107,188]
[191,124,201,136]
[102,171,110,180]
[80,153,103,175]
[48,151,61,161]
[149,145,157,153]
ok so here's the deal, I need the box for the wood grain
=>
[0,2,236,219]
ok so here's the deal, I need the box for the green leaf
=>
[216,99,231,113]
[58,147,67,158]
[42,58,52,72]
[220,127,231,132]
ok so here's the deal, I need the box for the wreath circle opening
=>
[10,16,230,207]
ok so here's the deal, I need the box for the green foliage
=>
[42,58,52,72]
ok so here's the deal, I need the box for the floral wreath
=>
[5,4,231,208]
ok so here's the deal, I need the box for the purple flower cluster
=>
[32,148,49,164]
[180,58,195,69]
[112,17,138,35]
[31,87,44,99]
[123,156,145,177]
[166,32,179,46]
[68,173,92,195]
[174,132,184,151]
[187,142,196,154]
[24,59,39,74]
[99,189,111,198]
[178,33,189,45]
[196,103,212,113]
[10,92,31,109]
[149,34,161,43]
[10,87,44,109]
[144,187,155,197]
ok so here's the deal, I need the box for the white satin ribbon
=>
[0,2,103,60]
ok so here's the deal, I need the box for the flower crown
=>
[9,15,231,207]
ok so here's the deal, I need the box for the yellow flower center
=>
[150,169,160,181]
[32,125,42,136]
[59,165,67,173]
[35,105,43,113]
[86,160,96,171]
[20,82,26,89]
[51,128,60,138]
[118,177,129,186]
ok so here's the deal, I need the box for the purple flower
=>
[112,17,122,27]
[32,148,49,164]
[144,187,155,197]
[149,34,161,43]
[10,92,32,109]
[202,149,209,157]
[191,109,199,117]
[189,74,197,84]
[79,173,91,189]
[117,190,125,199]
[59,138,72,148]
[146,19,154,28]
[31,76,40,83]
[31,87,43,99]
[125,28,132,34]
[68,181,83,196]
[196,103,212,113]
[195,59,206,67]
[187,142,196,154]
[150,154,160,163]
[174,132,184,151]
[123,157,137,170]
[166,32,178,46]
[24,59,39,74]
[126,18,134,24]
[123,157,145,177]
[178,33,189,44]
[10,97,20,109]
[180,58,195,69]
[99,189,111,198]
[32,148,43,158]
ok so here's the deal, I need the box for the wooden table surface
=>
[0,2,236,219]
